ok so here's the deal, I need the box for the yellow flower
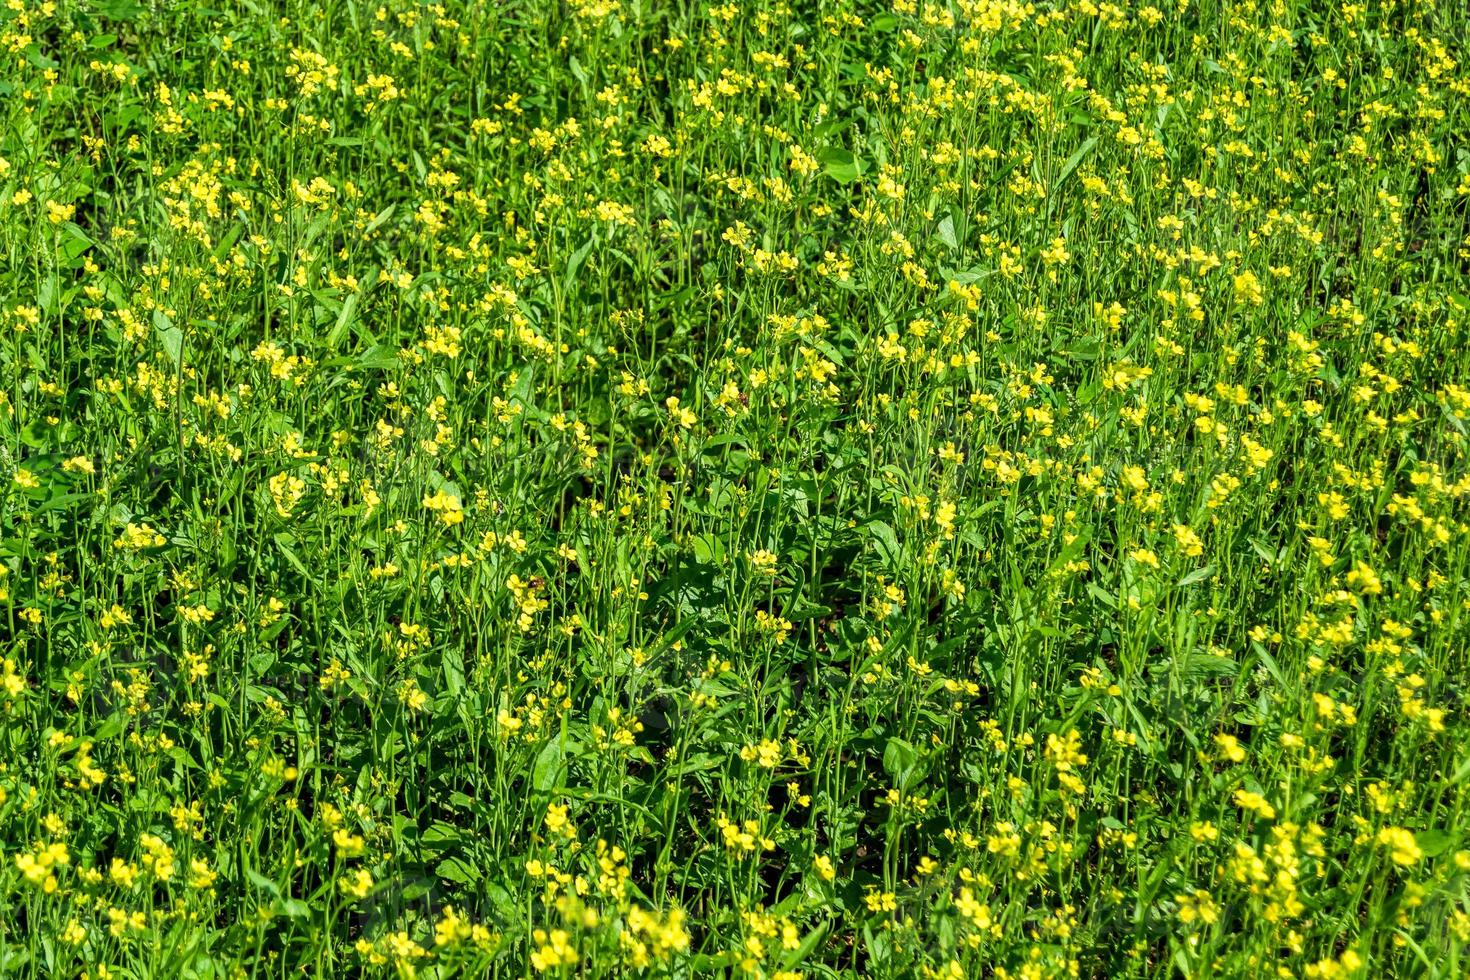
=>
[665,395,697,429]
[1376,826,1423,867]
[864,888,897,913]
[530,928,578,971]
[268,472,307,518]
[815,854,836,881]
[955,887,992,929]
[338,868,374,899]
[1346,561,1382,596]
[1233,789,1277,821]
[1214,733,1247,763]
[1176,888,1219,925]
[1232,269,1264,306]
[398,679,429,713]
[422,488,465,526]
[46,200,77,225]
[188,857,217,890]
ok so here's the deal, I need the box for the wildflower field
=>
[3,0,1470,976]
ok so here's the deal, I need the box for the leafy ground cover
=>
[1,0,1469,976]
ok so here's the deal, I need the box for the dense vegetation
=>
[1,0,1469,976]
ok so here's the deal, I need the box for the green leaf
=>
[246,870,282,898]
[355,344,401,371]
[868,521,902,566]
[1178,653,1240,681]
[935,213,958,251]
[36,492,91,514]
[882,737,919,784]
[532,732,571,793]
[326,288,361,350]
[566,236,596,286]
[1416,829,1454,857]
[1054,136,1098,188]
[436,856,482,885]
[442,645,465,699]
[155,311,183,368]
[38,273,59,315]
[365,205,395,233]
[1177,565,1215,588]
[782,922,829,969]
[689,533,724,565]
[273,533,312,581]
[817,147,864,183]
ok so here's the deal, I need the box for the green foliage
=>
[0,0,1467,977]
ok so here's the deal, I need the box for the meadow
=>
[1,0,1469,976]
